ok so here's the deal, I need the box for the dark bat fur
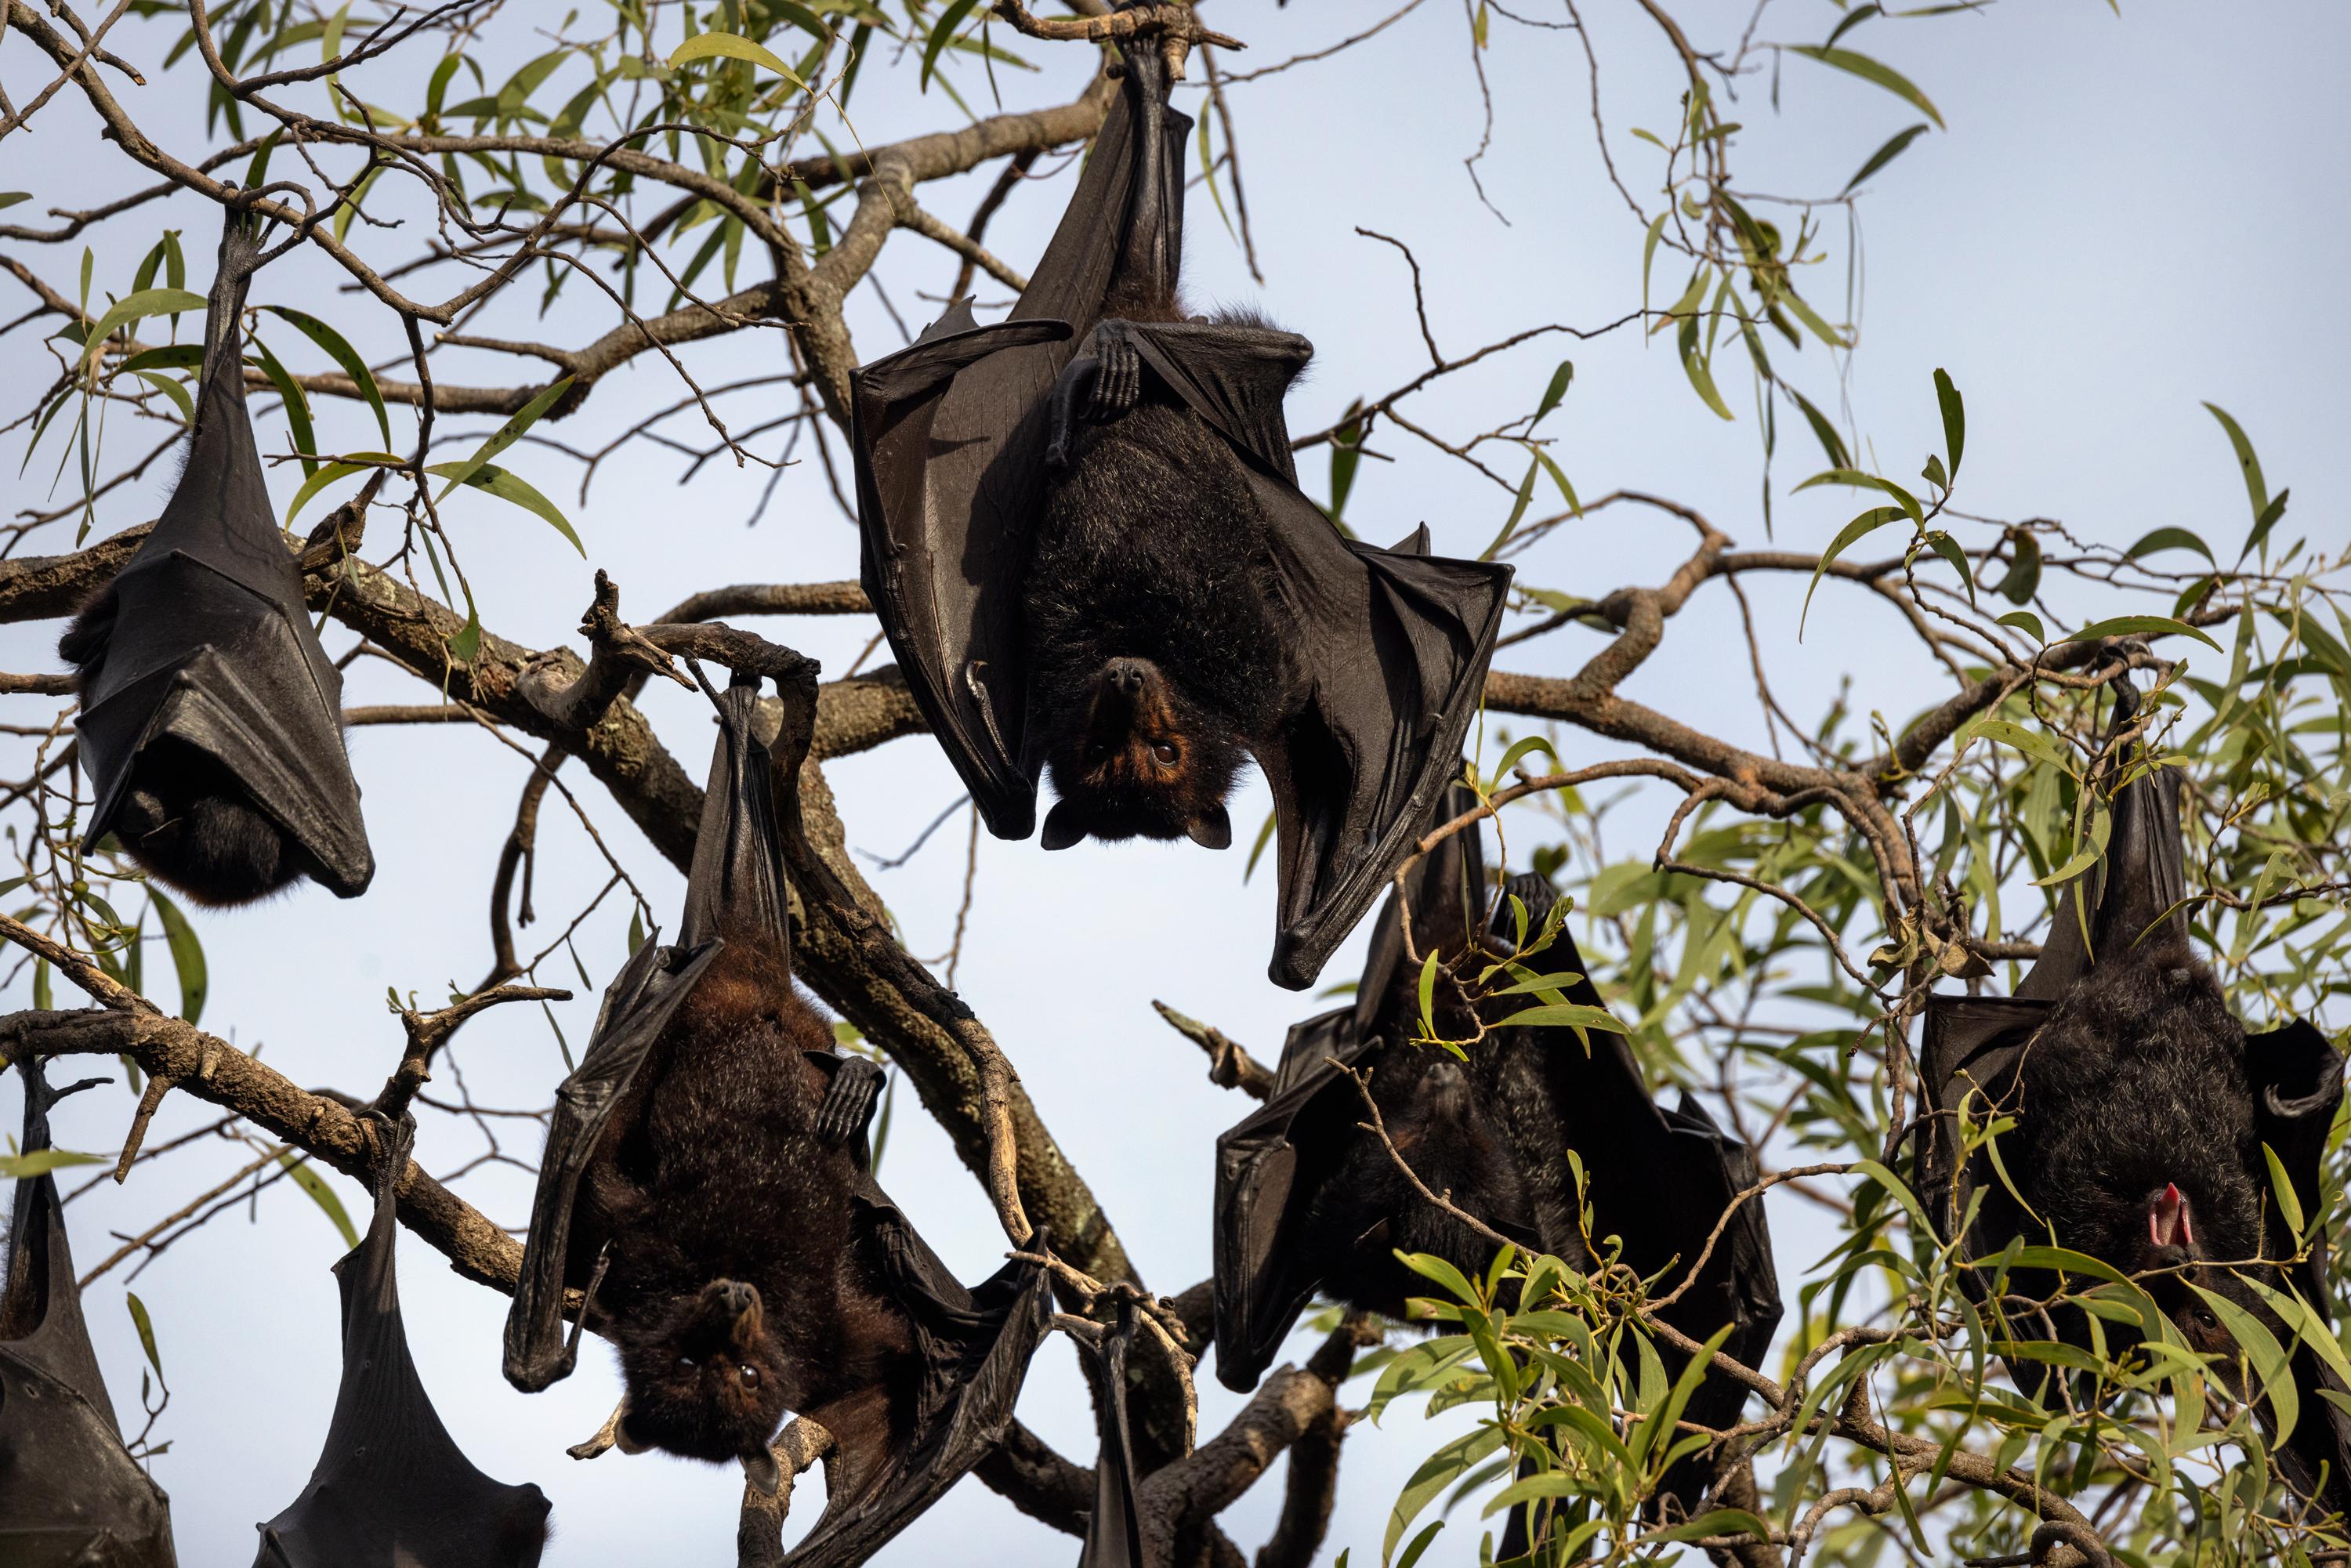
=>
[2016,936,2261,1309]
[1029,298,1301,853]
[582,933,911,1490]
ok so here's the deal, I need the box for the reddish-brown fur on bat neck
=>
[1039,656,1241,849]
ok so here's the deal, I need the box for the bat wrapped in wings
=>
[849,36,1512,990]
[59,201,371,907]
[502,674,1052,1566]
[255,1116,549,1566]
[0,1060,177,1566]
[1212,788,1781,1523]
[1918,672,2349,1519]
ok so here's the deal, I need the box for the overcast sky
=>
[5,1,2347,1562]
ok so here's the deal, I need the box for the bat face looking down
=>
[1038,657,1242,851]
[614,1278,793,1465]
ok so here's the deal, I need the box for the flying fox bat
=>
[0,1060,177,1566]
[1074,1300,1145,1568]
[849,37,1512,990]
[1919,674,2349,1520]
[1212,790,1782,1525]
[502,674,1052,1566]
[255,1116,549,1566]
[59,201,371,907]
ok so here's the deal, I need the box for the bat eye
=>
[739,1365,761,1388]
[676,1355,697,1371]
[1152,741,1178,765]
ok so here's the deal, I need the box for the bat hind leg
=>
[114,738,313,907]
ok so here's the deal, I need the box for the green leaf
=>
[1677,314,1734,421]
[1533,360,1574,423]
[1998,532,2041,604]
[920,0,983,89]
[1788,45,1945,129]
[1384,1426,1505,1564]
[2263,1143,2306,1239]
[2031,844,2100,888]
[1794,467,1923,524]
[248,336,318,477]
[77,288,208,373]
[130,369,194,425]
[1925,530,1974,605]
[1493,1002,1627,1034]
[424,461,584,554]
[1933,367,1964,479]
[1416,950,1440,1037]
[2125,526,2215,565]
[2190,1281,2297,1443]
[286,453,405,524]
[433,378,572,500]
[263,306,391,447]
[2067,614,2222,654]
[1786,386,1850,471]
[0,1147,106,1177]
[0,192,30,211]
[125,1291,164,1377]
[2244,487,2290,563]
[1800,506,1907,636]
[149,890,206,1026]
[1841,121,1929,194]
[277,1151,360,1249]
[1998,610,2045,644]
[1960,718,2075,774]
[668,29,807,85]
[2201,401,2269,523]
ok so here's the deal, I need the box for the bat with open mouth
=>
[255,1116,549,1566]
[59,201,372,907]
[849,37,1511,990]
[502,674,1052,1565]
[1211,789,1782,1525]
[0,1060,177,1566]
[1918,674,2348,1520]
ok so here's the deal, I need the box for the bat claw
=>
[813,1056,886,1147]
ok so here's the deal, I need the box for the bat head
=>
[113,737,316,907]
[1039,657,1243,851]
[616,1277,792,1466]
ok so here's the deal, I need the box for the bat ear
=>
[1187,805,1233,850]
[741,1447,782,1495]
[1040,799,1088,851]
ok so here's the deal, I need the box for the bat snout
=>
[2146,1182,2197,1255]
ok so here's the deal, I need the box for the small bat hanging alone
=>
[59,201,372,907]
[1212,790,1782,1523]
[0,1059,177,1566]
[502,675,1053,1566]
[255,1115,549,1567]
[1919,673,2349,1520]
[849,40,1511,990]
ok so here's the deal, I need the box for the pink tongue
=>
[2147,1182,2190,1249]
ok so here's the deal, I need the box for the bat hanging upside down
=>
[505,675,1050,1567]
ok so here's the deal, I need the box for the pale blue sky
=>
[3,2,2346,1561]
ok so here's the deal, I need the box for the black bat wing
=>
[2245,1019,2346,1304]
[778,1198,1053,1568]
[849,45,1187,840]
[74,205,371,896]
[506,677,799,1389]
[1075,1306,1145,1568]
[1107,317,1513,989]
[259,1121,549,1567]
[2016,676,2186,1001]
[0,1062,177,1564]
[1212,791,1488,1390]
